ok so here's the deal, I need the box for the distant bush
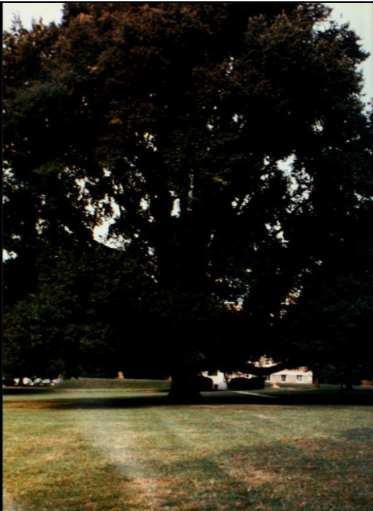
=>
[3,378,15,387]
[196,376,214,391]
[228,377,265,391]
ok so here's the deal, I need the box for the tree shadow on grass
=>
[211,440,373,511]
[146,455,260,510]
[4,388,373,410]
[339,426,373,441]
[3,387,56,395]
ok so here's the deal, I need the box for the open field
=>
[3,384,373,511]
[56,377,171,391]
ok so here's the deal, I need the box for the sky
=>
[3,2,373,99]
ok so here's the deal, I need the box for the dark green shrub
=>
[228,377,265,390]
[197,376,214,391]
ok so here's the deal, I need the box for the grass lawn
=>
[3,383,373,511]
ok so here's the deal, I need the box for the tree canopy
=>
[3,2,373,395]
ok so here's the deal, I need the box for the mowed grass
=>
[56,377,171,391]
[3,385,373,511]
[2,378,170,402]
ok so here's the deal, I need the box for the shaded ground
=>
[4,386,373,409]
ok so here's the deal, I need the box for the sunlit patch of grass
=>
[3,410,136,511]
[4,394,373,510]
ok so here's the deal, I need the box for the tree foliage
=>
[3,244,156,377]
[3,3,373,390]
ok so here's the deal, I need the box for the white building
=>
[200,370,229,390]
[255,356,313,385]
[200,356,313,389]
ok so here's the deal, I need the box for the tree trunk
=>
[313,375,320,389]
[312,366,320,389]
[344,363,354,391]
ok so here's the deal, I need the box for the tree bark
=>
[312,366,321,389]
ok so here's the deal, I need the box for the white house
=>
[254,356,313,385]
[265,368,313,385]
[200,356,313,389]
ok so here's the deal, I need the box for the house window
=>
[297,375,303,382]
[281,375,287,382]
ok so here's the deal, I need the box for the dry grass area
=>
[3,391,373,510]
